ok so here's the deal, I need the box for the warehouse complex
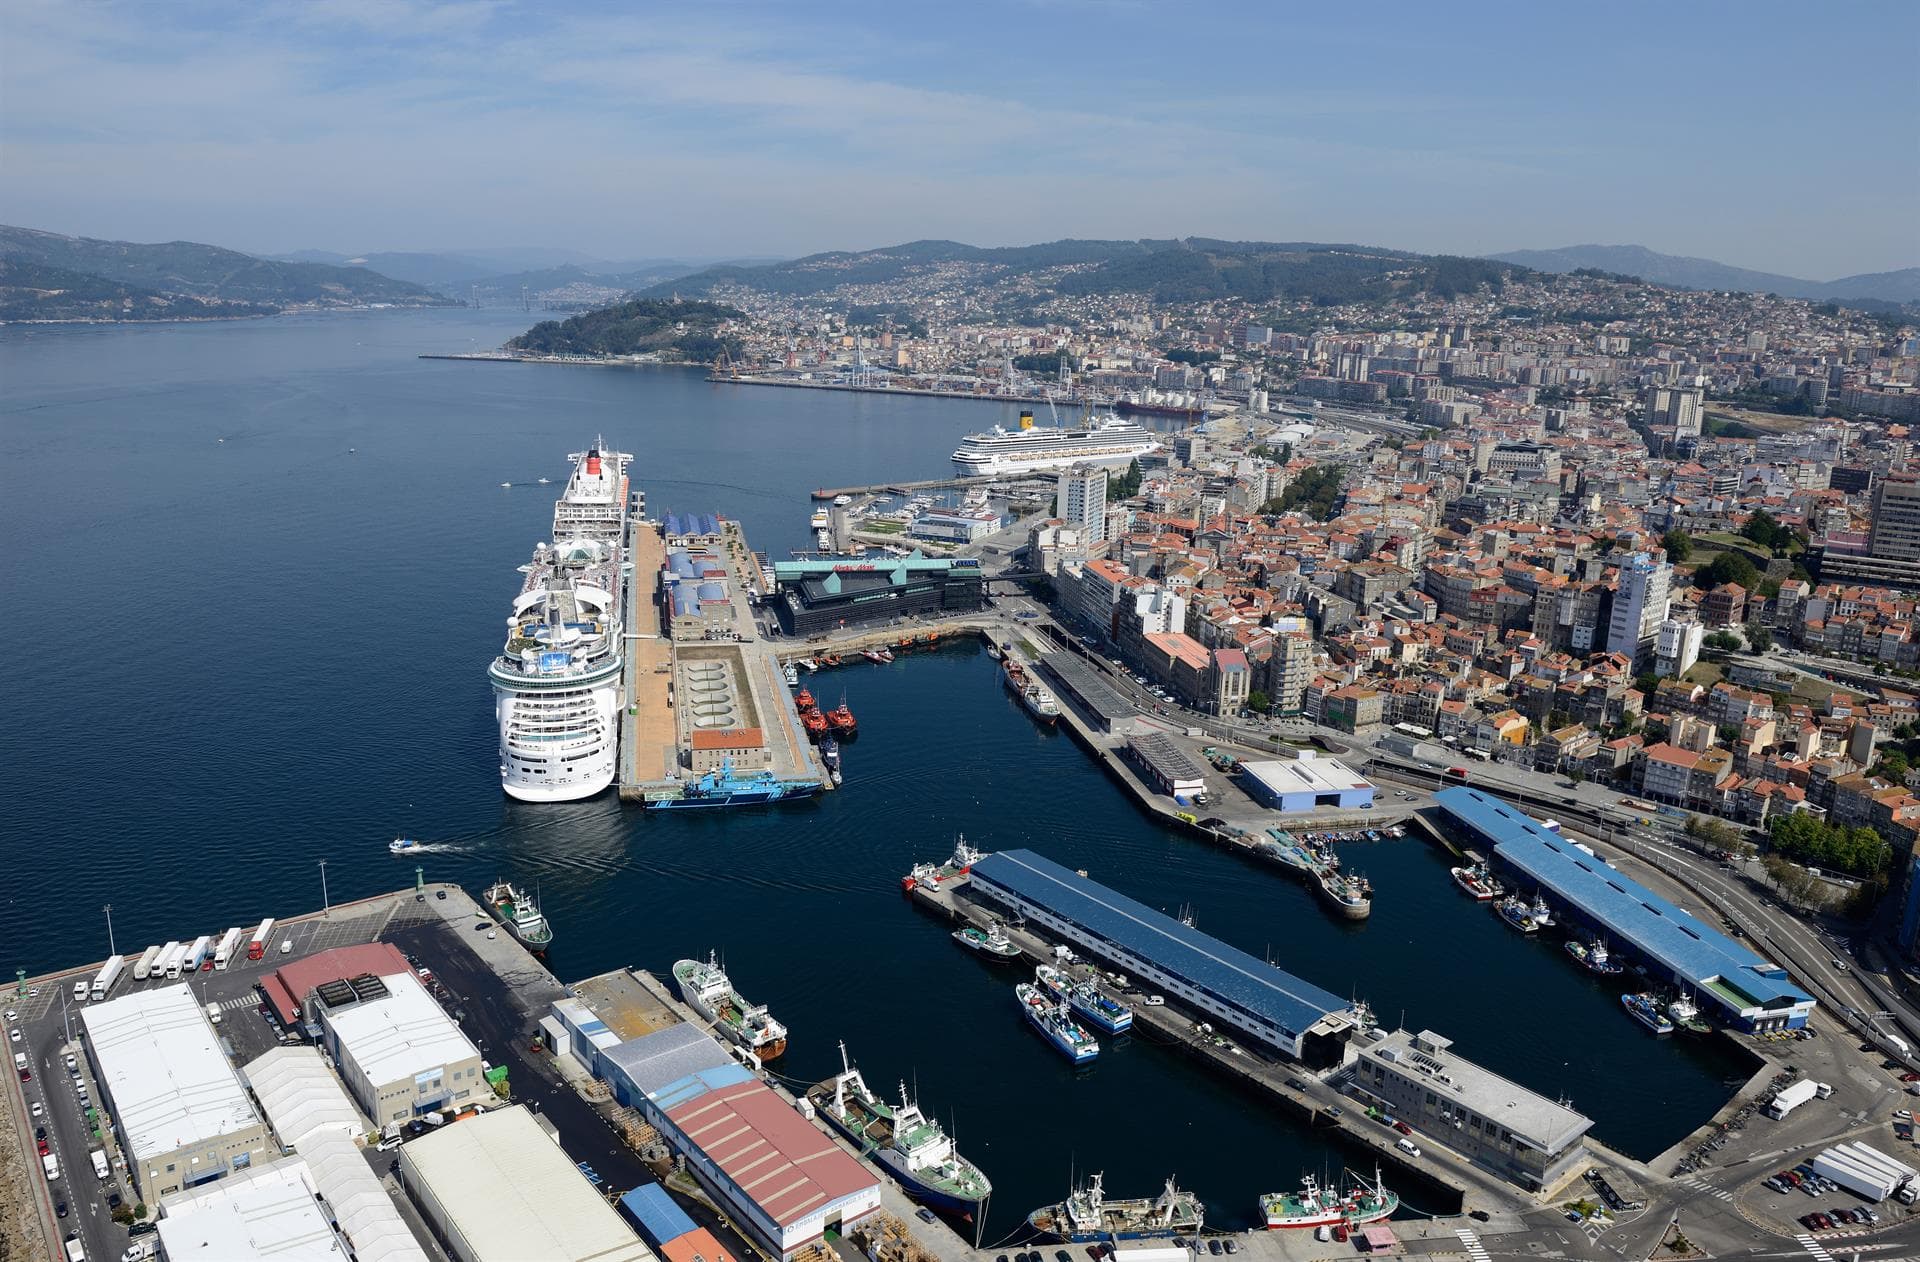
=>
[1433,787,1816,1032]
[398,1105,656,1262]
[1237,753,1374,812]
[80,984,273,1200]
[155,1158,343,1260]
[968,849,1361,1067]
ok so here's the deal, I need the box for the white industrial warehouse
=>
[398,1104,656,1262]
[320,971,486,1125]
[80,983,273,1199]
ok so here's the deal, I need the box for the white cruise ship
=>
[950,413,1161,475]
[489,442,634,801]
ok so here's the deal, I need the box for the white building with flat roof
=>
[157,1158,343,1261]
[80,983,272,1200]
[321,971,486,1126]
[399,1105,655,1262]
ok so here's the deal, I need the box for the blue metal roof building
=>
[968,849,1359,1066]
[1433,787,1815,1031]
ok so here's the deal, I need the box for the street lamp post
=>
[103,903,116,958]
[318,860,331,919]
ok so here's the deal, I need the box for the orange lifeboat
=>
[802,708,829,739]
[827,701,857,736]
[795,688,817,711]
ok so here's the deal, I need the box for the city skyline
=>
[2,0,1915,278]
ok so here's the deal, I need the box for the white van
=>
[206,1002,221,1026]
[1396,1137,1422,1158]
[72,980,88,1002]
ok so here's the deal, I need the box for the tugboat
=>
[673,951,789,1060]
[1260,1168,1398,1231]
[802,707,830,740]
[1566,937,1624,975]
[795,688,817,711]
[389,837,423,856]
[953,922,1023,962]
[1015,982,1100,1065]
[1494,895,1540,933]
[1667,991,1713,1034]
[827,697,857,737]
[1449,862,1502,901]
[482,879,554,951]
[1028,1174,1203,1241]
[1622,991,1676,1035]
[1035,964,1134,1034]
[806,1043,992,1214]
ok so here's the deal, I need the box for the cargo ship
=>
[807,1043,992,1215]
[1259,1168,1397,1231]
[1449,863,1502,901]
[673,951,789,1059]
[483,879,554,951]
[1015,981,1099,1065]
[1028,1174,1203,1241]
[1034,964,1134,1034]
[1621,991,1675,1036]
[648,761,821,810]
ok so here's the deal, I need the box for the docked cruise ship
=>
[489,442,635,801]
[950,412,1161,475]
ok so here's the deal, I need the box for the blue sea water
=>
[0,309,1746,1232]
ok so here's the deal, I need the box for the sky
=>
[3,0,1916,278]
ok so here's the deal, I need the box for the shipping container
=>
[132,946,162,981]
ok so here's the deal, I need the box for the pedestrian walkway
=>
[1797,1233,1835,1262]
[1454,1228,1491,1262]
[1676,1175,1734,1202]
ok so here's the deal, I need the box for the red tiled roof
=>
[666,1080,876,1227]
[266,942,410,1024]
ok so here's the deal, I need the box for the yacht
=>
[951,413,1160,474]
[489,441,635,802]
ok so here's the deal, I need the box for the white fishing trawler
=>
[951,412,1160,474]
[673,951,789,1060]
[489,441,634,802]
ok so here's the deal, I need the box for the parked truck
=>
[90,954,125,1001]
[159,941,187,980]
[247,918,275,962]
[1766,1078,1820,1118]
[1812,1141,1915,1202]
[132,945,162,981]
[213,927,245,971]
[183,935,212,973]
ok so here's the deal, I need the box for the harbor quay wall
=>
[905,876,1469,1216]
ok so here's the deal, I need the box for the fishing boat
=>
[1021,684,1061,725]
[482,879,554,951]
[673,951,789,1059]
[819,734,843,785]
[945,835,982,874]
[1621,991,1675,1035]
[1529,891,1554,927]
[1315,869,1372,920]
[806,1043,992,1214]
[389,837,422,856]
[953,923,1023,962]
[1015,981,1099,1065]
[1027,1174,1202,1241]
[1259,1168,1398,1231]
[783,661,799,686]
[1449,863,1502,901]
[901,861,943,894]
[862,646,895,664]
[1035,964,1134,1034]
[1566,937,1624,976]
[1667,991,1713,1034]
[1494,895,1539,933]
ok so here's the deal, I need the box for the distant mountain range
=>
[1488,244,1920,305]
[0,225,452,319]
[265,248,782,297]
[643,238,1520,308]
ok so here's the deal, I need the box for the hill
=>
[267,249,708,295]
[1489,244,1920,304]
[506,298,743,361]
[643,238,1520,306]
[0,225,452,308]
[0,258,274,322]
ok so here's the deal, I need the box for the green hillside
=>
[0,257,273,322]
[507,298,743,360]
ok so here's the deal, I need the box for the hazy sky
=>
[4,0,1916,277]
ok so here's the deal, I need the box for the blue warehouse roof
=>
[1434,787,1812,1013]
[970,849,1349,1037]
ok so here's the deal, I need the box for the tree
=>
[1247,690,1271,714]
[1567,767,1586,784]
[1106,458,1143,502]
[1662,530,1693,563]
[1746,623,1773,653]
[1700,551,1759,589]
[1741,509,1792,552]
